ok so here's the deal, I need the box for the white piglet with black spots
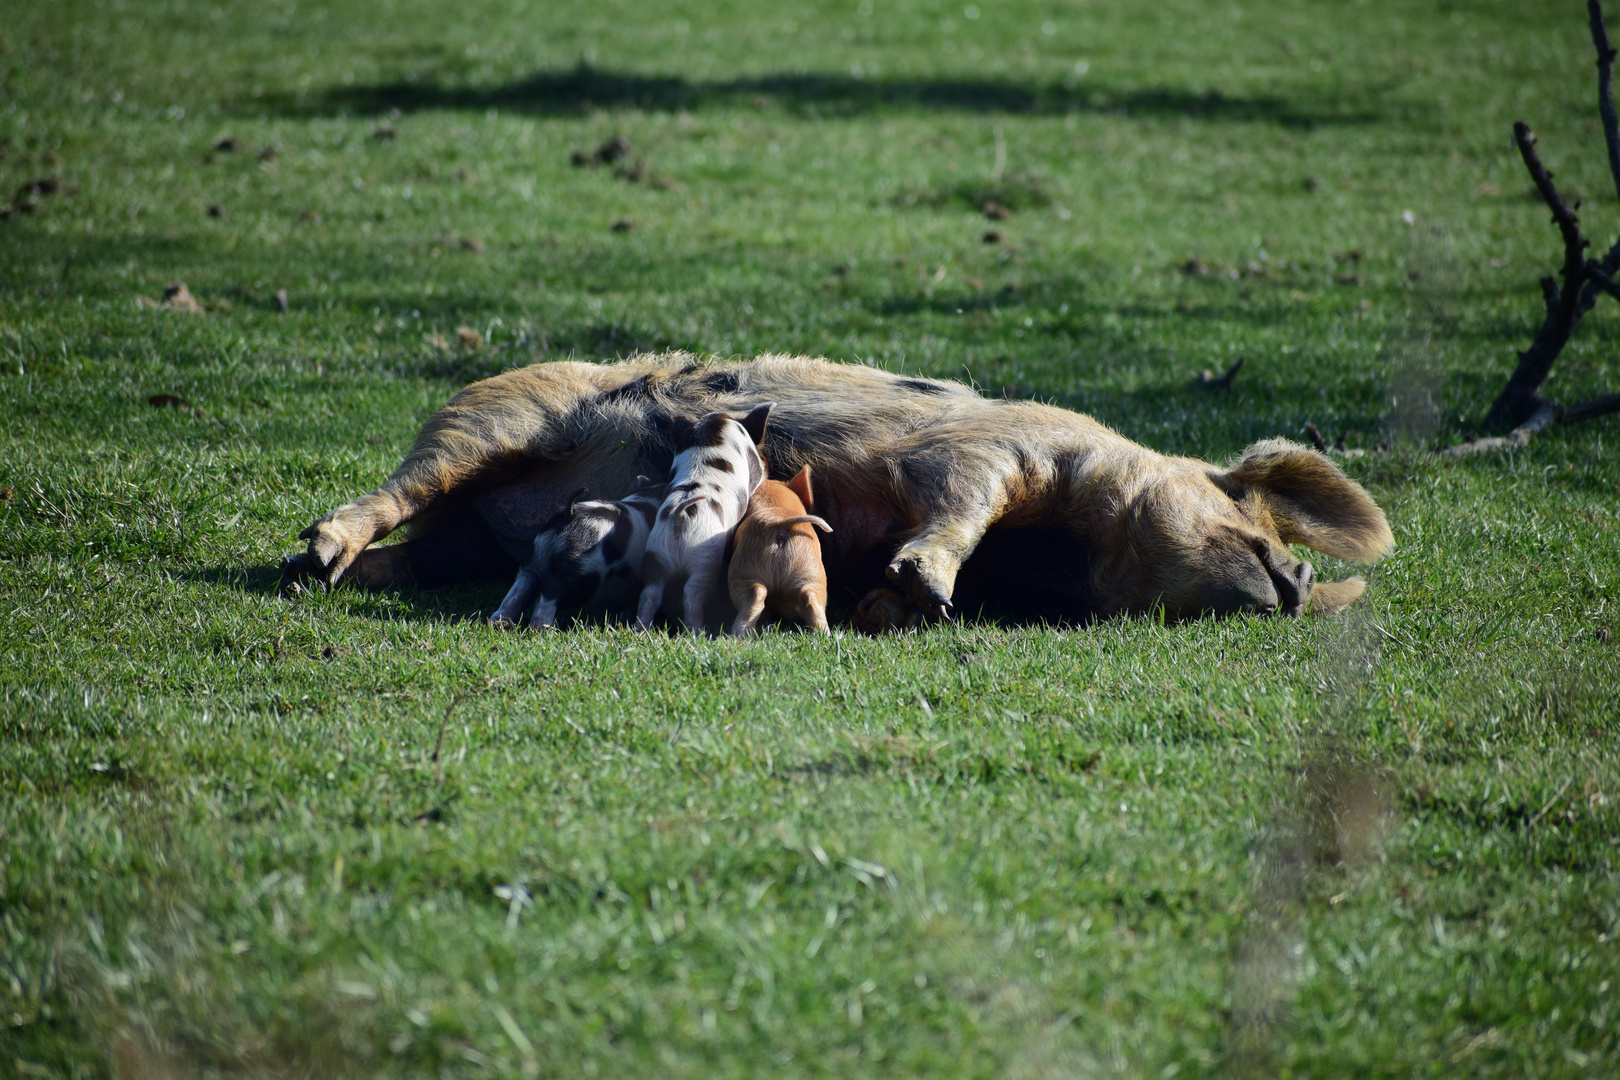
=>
[491,479,666,629]
[637,403,773,632]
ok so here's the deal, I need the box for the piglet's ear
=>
[668,414,698,450]
[786,464,814,513]
[739,402,774,446]
[1216,439,1394,564]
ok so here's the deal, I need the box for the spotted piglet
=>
[637,403,773,632]
[490,478,666,629]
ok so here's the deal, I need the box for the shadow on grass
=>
[264,63,1390,130]
[187,561,514,623]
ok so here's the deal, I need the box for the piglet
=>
[727,464,833,636]
[638,403,773,632]
[491,479,665,629]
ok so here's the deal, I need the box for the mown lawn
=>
[2,0,1618,1076]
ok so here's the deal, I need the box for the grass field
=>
[3,0,1619,1076]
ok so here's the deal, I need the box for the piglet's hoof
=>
[852,588,923,636]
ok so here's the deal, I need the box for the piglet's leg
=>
[679,537,731,633]
[491,568,539,627]
[635,579,666,630]
[799,588,831,634]
[681,575,712,634]
[730,582,768,637]
[528,596,561,630]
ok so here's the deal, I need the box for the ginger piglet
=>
[727,465,833,636]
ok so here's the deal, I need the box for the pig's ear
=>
[603,504,634,565]
[787,464,814,513]
[1215,438,1394,563]
[739,402,774,446]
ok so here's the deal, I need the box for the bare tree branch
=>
[1592,0,1620,203]
[1483,123,1591,431]
[1579,248,1620,314]
[1440,403,1559,458]
[1586,260,1620,303]
[1457,4,1620,453]
[1563,391,1620,423]
[1580,0,1620,312]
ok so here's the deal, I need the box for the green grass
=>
[3,0,1620,1076]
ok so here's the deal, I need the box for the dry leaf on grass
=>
[571,135,631,167]
[136,282,205,314]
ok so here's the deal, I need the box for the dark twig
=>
[1563,391,1620,424]
[432,679,496,783]
[1197,356,1244,389]
[432,692,466,785]
[1586,260,1620,303]
[1303,421,1370,459]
